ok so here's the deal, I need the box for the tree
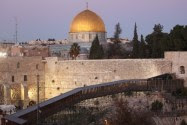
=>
[114,23,122,43]
[146,24,169,58]
[69,43,80,60]
[139,35,147,58]
[89,35,104,59]
[181,120,187,125]
[169,25,187,51]
[132,23,140,58]
[108,23,125,59]
[151,100,163,112]
[107,98,154,125]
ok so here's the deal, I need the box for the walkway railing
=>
[2,78,184,125]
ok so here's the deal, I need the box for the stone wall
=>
[0,52,186,106]
[44,58,172,99]
[165,52,187,87]
[0,57,45,106]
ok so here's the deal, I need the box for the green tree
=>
[146,24,170,58]
[69,43,80,60]
[151,100,163,112]
[132,23,140,58]
[89,35,104,59]
[108,23,125,59]
[181,120,187,125]
[139,35,147,58]
[114,22,122,43]
[108,98,154,125]
[169,25,187,51]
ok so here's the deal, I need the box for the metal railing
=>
[2,79,184,125]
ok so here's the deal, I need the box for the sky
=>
[0,0,187,42]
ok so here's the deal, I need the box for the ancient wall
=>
[44,58,172,99]
[165,52,187,87]
[0,52,186,106]
[0,57,45,106]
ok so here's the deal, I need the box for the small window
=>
[12,76,14,82]
[76,35,78,39]
[89,34,92,40]
[24,75,27,81]
[36,64,39,69]
[71,34,73,40]
[17,62,20,69]
[82,34,85,39]
[180,66,185,74]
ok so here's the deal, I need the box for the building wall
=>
[44,58,172,99]
[165,52,187,87]
[0,57,45,106]
[69,32,106,44]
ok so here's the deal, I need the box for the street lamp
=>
[37,75,40,125]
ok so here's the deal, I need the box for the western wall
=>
[0,52,186,107]
[44,58,171,99]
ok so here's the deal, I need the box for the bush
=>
[151,100,163,112]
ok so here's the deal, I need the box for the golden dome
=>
[70,9,106,33]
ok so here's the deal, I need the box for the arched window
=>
[17,62,20,69]
[180,66,185,74]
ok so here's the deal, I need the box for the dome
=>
[70,9,106,33]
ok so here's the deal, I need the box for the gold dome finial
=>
[86,2,88,10]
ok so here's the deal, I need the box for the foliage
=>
[107,98,154,125]
[145,24,170,58]
[89,35,104,59]
[107,22,128,59]
[69,43,80,60]
[132,23,140,58]
[169,25,187,51]
[181,120,187,125]
[139,35,147,58]
[124,91,133,97]
[108,23,187,59]
[151,100,163,112]
[114,22,122,43]
[107,42,125,59]
[172,88,187,97]
[43,107,106,125]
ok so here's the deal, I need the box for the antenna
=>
[15,17,18,44]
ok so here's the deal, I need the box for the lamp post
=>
[37,75,40,125]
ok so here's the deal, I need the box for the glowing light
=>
[0,52,7,57]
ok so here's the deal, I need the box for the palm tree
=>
[69,43,80,60]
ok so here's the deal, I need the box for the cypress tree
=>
[132,23,140,58]
[114,23,122,43]
[89,35,104,59]
[139,35,146,58]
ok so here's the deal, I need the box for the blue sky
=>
[0,0,187,42]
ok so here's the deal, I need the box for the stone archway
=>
[10,84,21,106]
